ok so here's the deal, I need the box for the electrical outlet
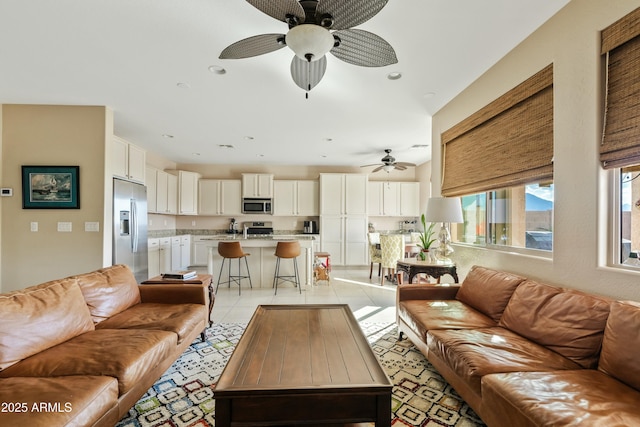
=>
[30,222,38,232]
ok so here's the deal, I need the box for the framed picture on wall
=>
[21,166,80,209]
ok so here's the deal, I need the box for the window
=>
[619,167,640,265]
[453,183,554,252]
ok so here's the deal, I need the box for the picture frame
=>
[21,166,80,209]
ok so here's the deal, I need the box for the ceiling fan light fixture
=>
[382,164,395,173]
[286,24,334,62]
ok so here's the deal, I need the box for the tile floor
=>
[202,266,398,324]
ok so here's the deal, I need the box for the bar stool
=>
[216,241,252,295]
[273,240,301,294]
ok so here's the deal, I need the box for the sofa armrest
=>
[139,284,209,306]
[397,283,461,303]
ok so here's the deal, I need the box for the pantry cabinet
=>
[112,136,145,183]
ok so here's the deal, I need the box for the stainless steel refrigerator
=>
[113,178,148,282]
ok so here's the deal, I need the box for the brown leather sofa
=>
[0,264,211,427]
[397,265,640,426]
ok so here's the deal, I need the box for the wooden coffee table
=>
[213,304,392,426]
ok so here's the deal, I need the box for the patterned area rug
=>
[116,323,486,427]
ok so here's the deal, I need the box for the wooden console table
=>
[396,259,458,284]
[214,304,392,426]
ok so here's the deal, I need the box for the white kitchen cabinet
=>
[146,168,178,215]
[273,180,319,216]
[320,214,368,266]
[399,182,420,216]
[320,174,367,215]
[167,170,201,215]
[367,181,420,217]
[242,174,273,198]
[159,237,171,274]
[171,235,191,270]
[148,238,160,278]
[199,179,242,215]
[146,167,158,213]
[112,136,145,183]
[192,236,212,266]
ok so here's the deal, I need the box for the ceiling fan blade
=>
[246,0,305,23]
[219,34,286,59]
[291,55,327,91]
[395,162,416,167]
[371,165,385,173]
[394,165,407,171]
[316,0,388,30]
[331,29,398,67]
[360,163,382,168]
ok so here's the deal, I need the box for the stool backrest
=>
[218,241,245,258]
[275,240,301,258]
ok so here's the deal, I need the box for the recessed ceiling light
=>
[411,144,430,148]
[324,138,333,142]
[177,82,191,89]
[321,155,327,158]
[244,136,255,141]
[208,65,226,75]
[218,144,234,149]
[423,92,436,99]
[162,134,174,139]
[192,152,201,156]
[387,72,402,80]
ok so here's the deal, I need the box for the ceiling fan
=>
[219,0,398,96]
[361,149,416,173]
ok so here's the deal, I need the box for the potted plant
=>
[417,213,436,261]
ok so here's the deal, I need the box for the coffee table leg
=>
[215,398,231,427]
[376,394,391,427]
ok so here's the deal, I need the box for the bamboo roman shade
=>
[441,64,554,197]
[601,7,640,169]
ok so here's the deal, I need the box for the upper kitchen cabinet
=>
[320,174,367,215]
[242,173,274,198]
[147,167,177,215]
[112,136,145,183]
[199,179,242,216]
[273,180,319,216]
[167,170,201,215]
[368,181,420,217]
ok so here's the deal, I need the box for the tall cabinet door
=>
[320,216,344,265]
[345,215,368,265]
[345,174,367,215]
[320,174,344,215]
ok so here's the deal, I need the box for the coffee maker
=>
[303,220,318,234]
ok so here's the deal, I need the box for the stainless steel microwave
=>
[242,198,272,214]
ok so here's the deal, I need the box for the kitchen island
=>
[200,235,316,289]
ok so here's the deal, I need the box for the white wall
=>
[431,0,640,301]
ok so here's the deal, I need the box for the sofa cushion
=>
[96,302,206,343]
[499,280,611,369]
[455,266,525,322]
[482,370,640,427]
[0,376,119,427]
[427,327,581,396]
[74,264,141,323]
[599,300,640,391]
[0,278,95,371]
[398,299,496,341]
[0,329,176,395]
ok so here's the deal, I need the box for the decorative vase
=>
[419,249,434,262]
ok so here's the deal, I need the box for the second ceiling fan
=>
[219,0,398,96]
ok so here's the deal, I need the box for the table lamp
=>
[424,197,463,263]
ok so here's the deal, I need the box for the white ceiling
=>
[0,0,570,168]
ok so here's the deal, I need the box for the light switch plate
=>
[30,222,38,232]
[85,222,100,232]
[57,222,72,232]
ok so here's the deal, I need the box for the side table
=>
[141,274,214,340]
[396,259,458,284]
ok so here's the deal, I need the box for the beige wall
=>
[431,0,640,301]
[1,105,110,292]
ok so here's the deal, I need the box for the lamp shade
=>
[286,24,334,62]
[425,197,463,223]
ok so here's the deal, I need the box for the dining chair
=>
[379,234,405,285]
[367,232,382,279]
